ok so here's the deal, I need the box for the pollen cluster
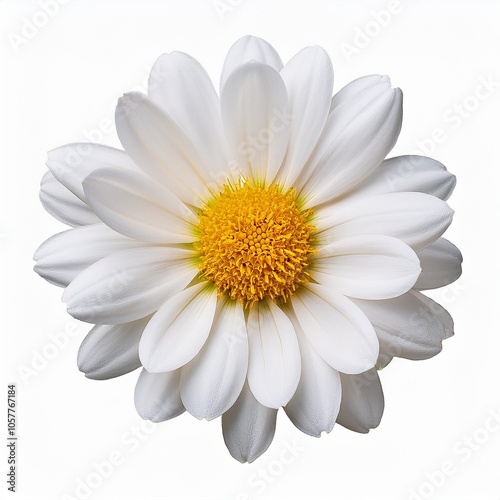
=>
[196,181,315,306]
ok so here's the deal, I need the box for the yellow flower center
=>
[196,180,316,306]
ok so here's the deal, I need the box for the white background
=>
[1,0,499,499]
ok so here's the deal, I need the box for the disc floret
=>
[196,180,315,306]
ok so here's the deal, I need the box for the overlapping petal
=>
[315,192,454,251]
[222,381,277,463]
[312,235,420,300]
[247,299,300,409]
[290,284,379,374]
[139,283,217,373]
[414,291,454,339]
[284,316,341,437]
[337,369,384,433]
[40,171,100,227]
[329,74,387,112]
[415,238,463,290]
[221,35,283,90]
[83,167,198,243]
[77,318,149,380]
[63,247,197,324]
[34,223,144,287]
[46,143,137,202]
[353,291,451,361]
[148,52,227,176]
[297,75,403,207]
[115,92,216,207]
[275,46,333,187]
[134,368,185,422]
[332,155,456,209]
[180,298,248,420]
[221,62,290,184]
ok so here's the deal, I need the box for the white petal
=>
[413,291,454,339]
[63,246,197,324]
[115,92,215,207]
[333,156,456,210]
[40,171,99,227]
[77,318,149,380]
[298,76,402,206]
[315,192,454,252]
[353,290,451,361]
[180,298,248,420]
[222,381,277,463]
[246,299,300,409]
[311,235,420,300]
[83,167,197,243]
[284,317,341,437]
[337,369,384,433]
[134,368,184,422]
[47,144,137,202]
[34,223,144,287]
[221,62,290,184]
[139,283,217,373]
[415,238,463,290]
[220,35,283,91]
[290,284,378,374]
[329,74,388,113]
[275,46,333,187]
[148,52,227,176]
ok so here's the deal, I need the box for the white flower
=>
[35,36,462,462]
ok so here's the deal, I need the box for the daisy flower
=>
[34,36,462,462]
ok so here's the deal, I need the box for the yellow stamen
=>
[195,180,315,306]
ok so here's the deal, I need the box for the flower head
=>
[35,36,461,462]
